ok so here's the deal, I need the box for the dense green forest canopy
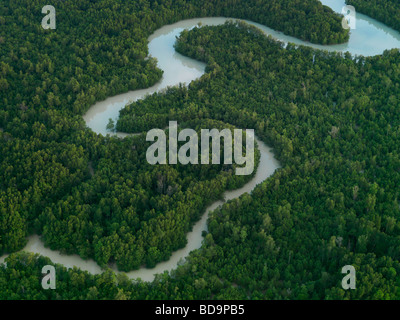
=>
[0,0,346,268]
[117,21,400,299]
[1,0,400,300]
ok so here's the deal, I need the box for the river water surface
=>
[2,0,400,281]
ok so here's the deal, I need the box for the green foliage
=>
[0,0,345,270]
[0,0,398,300]
[117,21,400,299]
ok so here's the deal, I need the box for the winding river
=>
[2,0,400,281]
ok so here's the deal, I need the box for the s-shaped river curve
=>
[2,0,400,281]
